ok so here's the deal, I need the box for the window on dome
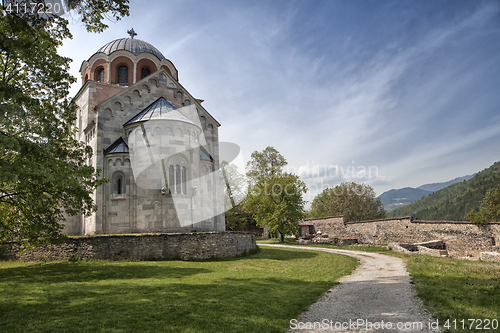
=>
[117,65,128,84]
[141,67,151,79]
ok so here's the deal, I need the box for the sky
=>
[59,0,500,204]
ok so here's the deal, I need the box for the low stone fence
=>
[303,216,500,259]
[0,231,257,261]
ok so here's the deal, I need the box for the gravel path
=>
[260,244,441,333]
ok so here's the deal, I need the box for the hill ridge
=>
[378,175,473,212]
[387,161,500,220]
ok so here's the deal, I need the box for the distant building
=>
[63,31,224,235]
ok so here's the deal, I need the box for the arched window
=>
[168,163,188,195]
[96,67,104,82]
[141,67,151,79]
[117,65,128,85]
[84,74,88,82]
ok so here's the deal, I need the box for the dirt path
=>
[260,244,440,333]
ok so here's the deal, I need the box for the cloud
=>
[61,0,500,199]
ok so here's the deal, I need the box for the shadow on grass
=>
[0,249,317,285]
[0,262,213,283]
[0,275,330,333]
[0,248,344,333]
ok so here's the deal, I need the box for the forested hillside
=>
[388,161,500,220]
[378,187,432,212]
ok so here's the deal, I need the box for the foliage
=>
[0,247,358,333]
[389,161,500,220]
[245,173,307,241]
[309,182,386,221]
[220,161,247,209]
[467,186,500,226]
[224,201,256,231]
[221,161,254,230]
[0,2,128,245]
[64,0,130,33]
[246,146,287,186]
[245,147,307,241]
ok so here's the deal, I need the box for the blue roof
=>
[96,38,166,60]
[123,97,199,128]
[104,137,129,155]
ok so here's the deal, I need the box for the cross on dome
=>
[127,28,137,39]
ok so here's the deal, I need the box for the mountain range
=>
[386,160,500,220]
[378,175,474,212]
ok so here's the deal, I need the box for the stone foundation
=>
[0,232,256,261]
[390,240,449,257]
[479,252,500,262]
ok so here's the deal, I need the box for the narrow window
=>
[97,68,104,82]
[141,67,151,79]
[117,65,128,84]
[114,174,123,195]
[182,166,187,194]
[117,177,122,195]
[169,165,174,194]
[176,165,181,194]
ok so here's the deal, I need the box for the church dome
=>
[96,38,166,61]
[80,29,178,85]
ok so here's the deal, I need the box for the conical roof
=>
[123,97,199,128]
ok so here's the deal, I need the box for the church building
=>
[63,30,225,235]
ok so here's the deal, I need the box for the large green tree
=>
[0,1,129,245]
[245,147,306,241]
[245,173,307,242]
[309,182,386,222]
[467,186,500,226]
[246,146,287,186]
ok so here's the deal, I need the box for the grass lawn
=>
[0,247,357,333]
[405,255,500,333]
[261,238,500,332]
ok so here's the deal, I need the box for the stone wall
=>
[302,216,345,237]
[304,216,500,258]
[0,232,256,261]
